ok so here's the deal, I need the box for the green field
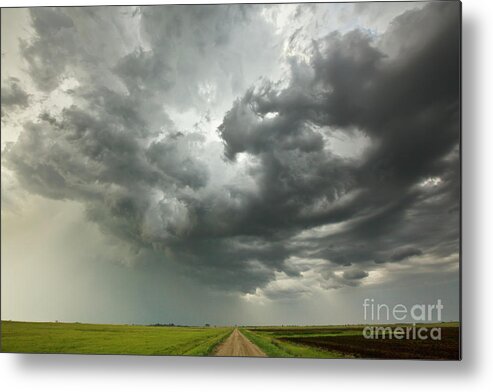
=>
[1,321,232,356]
[1,321,460,359]
[240,328,349,358]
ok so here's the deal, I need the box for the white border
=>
[2,0,492,391]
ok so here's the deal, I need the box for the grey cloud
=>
[146,133,209,189]
[114,48,173,96]
[218,2,459,277]
[20,7,143,92]
[3,3,460,295]
[1,78,30,115]
[342,269,369,281]
[391,247,423,262]
[20,8,76,92]
[136,4,280,110]
[320,269,366,289]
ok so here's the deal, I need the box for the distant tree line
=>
[148,323,215,327]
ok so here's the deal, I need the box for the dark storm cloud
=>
[3,5,284,294]
[342,269,369,281]
[390,247,423,262]
[320,269,368,289]
[1,78,29,115]
[3,3,460,295]
[20,8,75,92]
[219,2,460,279]
[114,48,173,96]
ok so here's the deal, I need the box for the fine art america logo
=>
[362,298,444,340]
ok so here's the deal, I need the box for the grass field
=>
[1,321,232,356]
[1,321,460,359]
[240,328,350,358]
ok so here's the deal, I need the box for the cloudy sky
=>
[1,2,460,325]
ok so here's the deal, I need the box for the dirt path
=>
[214,329,266,357]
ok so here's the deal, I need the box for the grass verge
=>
[240,328,349,358]
[186,327,234,356]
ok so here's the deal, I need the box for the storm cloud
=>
[1,77,30,117]
[2,2,460,300]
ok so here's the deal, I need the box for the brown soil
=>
[214,329,266,357]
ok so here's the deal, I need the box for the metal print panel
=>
[0,1,461,360]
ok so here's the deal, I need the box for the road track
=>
[214,328,266,357]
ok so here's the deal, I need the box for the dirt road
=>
[214,329,266,357]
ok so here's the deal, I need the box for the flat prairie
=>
[1,321,232,356]
[1,321,460,359]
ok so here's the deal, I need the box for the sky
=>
[1,2,461,326]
